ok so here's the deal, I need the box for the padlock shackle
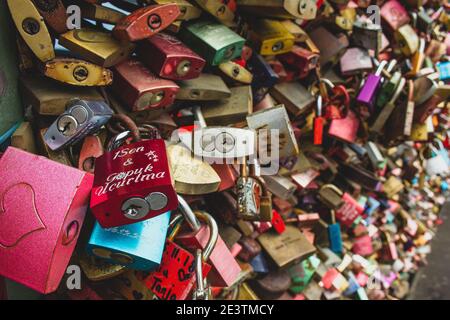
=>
[177,195,202,231]
[106,114,141,142]
[170,209,219,261]
[320,184,344,197]
[107,131,134,152]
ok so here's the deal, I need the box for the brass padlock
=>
[248,19,295,56]
[42,58,113,87]
[20,75,104,116]
[59,29,135,68]
[270,82,315,117]
[150,0,202,21]
[257,225,316,269]
[236,158,273,222]
[201,85,252,126]
[167,143,221,195]
[80,2,126,24]
[11,122,38,154]
[7,0,55,62]
[176,73,231,101]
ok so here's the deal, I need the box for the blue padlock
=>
[365,197,380,216]
[437,61,450,82]
[87,211,171,271]
[247,53,279,103]
[250,253,269,274]
[328,210,343,254]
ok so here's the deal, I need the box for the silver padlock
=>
[44,98,113,151]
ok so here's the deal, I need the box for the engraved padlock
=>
[44,98,113,151]
[90,122,178,228]
[236,157,273,222]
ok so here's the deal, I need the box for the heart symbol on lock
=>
[0,183,46,249]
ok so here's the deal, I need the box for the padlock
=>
[246,105,300,159]
[112,59,179,111]
[150,0,201,21]
[176,73,231,101]
[87,211,171,270]
[78,253,127,282]
[44,98,113,151]
[20,75,105,116]
[352,235,373,257]
[236,157,273,222]
[193,0,235,26]
[371,77,406,134]
[308,26,348,67]
[408,38,426,77]
[289,255,320,294]
[59,29,135,68]
[328,109,360,143]
[108,269,154,300]
[144,209,216,299]
[313,95,325,145]
[366,141,386,170]
[395,24,419,57]
[78,135,104,173]
[137,33,206,80]
[258,225,316,269]
[318,184,363,227]
[201,85,252,125]
[340,47,373,76]
[38,128,72,166]
[356,60,388,112]
[7,0,55,63]
[247,53,279,103]
[218,61,253,84]
[237,0,316,20]
[248,19,295,56]
[263,175,297,200]
[0,147,93,294]
[11,122,37,155]
[420,146,450,177]
[179,20,245,66]
[113,4,180,42]
[270,82,315,117]
[91,125,178,228]
[237,236,261,262]
[250,269,291,299]
[176,199,241,287]
[42,58,113,87]
[80,2,126,24]
[380,0,410,31]
[31,0,67,34]
[167,143,221,195]
[352,20,382,55]
[375,60,401,110]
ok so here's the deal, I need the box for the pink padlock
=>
[0,147,93,294]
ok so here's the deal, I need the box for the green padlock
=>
[178,20,246,66]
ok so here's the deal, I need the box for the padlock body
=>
[179,20,245,66]
[144,240,211,300]
[87,212,170,270]
[137,33,205,80]
[0,147,93,294]
[357,74,382,109]
[112,59,179,111]
[176,224,241,287]
[113,4,180,42]
[90,139,178,228]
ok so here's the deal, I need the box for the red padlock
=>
[78,135,104,173]
[137,33,206,80]
[145,211,215,300]
[0,147,93,294]
[90,125,178,228]
[113,4,180,42]
[175,196,241,288]
[271,209,286,234]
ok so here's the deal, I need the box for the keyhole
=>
[216,5,226,16]
[73,66,89,82]
[147,14,162,30]
[22,18,40,35]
